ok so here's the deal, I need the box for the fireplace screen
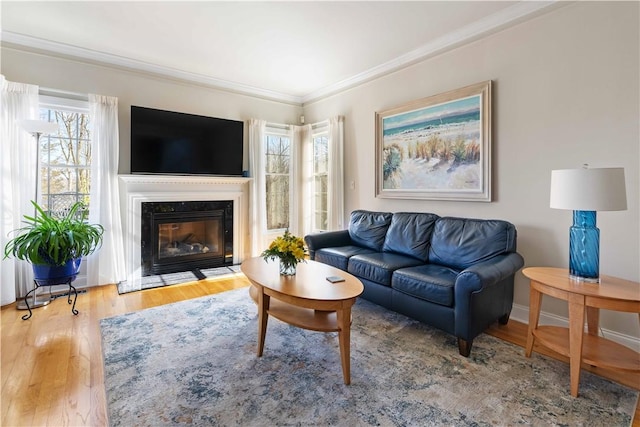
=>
[141,201,233,276]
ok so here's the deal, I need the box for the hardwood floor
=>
[2,274,638,426]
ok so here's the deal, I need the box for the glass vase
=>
[279,260,297,276]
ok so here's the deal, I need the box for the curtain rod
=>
[39,87,89,102]
[266,119,329,130]
[311,120,329,129]
[265,122,291,130]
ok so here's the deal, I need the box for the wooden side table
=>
[522,267,640,397]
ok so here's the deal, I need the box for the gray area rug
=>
[101,288,638,426]
[117,265,242,294]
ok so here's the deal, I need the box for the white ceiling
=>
[1,1,560,104]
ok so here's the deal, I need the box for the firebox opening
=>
[141,200,233,276]
[158,218,220,259]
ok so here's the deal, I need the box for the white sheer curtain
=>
[248,119,267,256]
[87,94,126,286]
[0,76,40,304]
[327,116,345,230]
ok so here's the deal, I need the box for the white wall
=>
[303,2,640,338]
[0,47,302,174]
[2,2,638,339]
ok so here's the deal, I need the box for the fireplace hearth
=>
[141,200,233,276]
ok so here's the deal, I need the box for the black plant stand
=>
[21,278,78,320]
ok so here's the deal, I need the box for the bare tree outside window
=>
[313,134,328,231]
[265,134,290,230]
[39,108,92,214]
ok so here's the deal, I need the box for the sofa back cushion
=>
[382,212,440,260]
[348,210,393,251]
[428,217,517,270]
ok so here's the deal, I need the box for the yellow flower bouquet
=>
[261,229,307,275]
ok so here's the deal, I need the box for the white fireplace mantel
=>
[119,174,252,289]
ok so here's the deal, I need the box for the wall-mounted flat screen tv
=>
[130,106,244,176]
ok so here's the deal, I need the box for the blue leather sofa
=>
[304,210,525,357]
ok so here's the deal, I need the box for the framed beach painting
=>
[375,81,492,201]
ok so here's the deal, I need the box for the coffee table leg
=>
[337,307,351,385]
[257,287,270,357]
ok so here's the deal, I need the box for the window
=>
[312,131,329,232]
[249,117,343,246]
[264,131,291,231]
[38,98,92,214]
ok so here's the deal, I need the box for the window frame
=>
[311,125,329,233]
[264,125,292,233]
[38,95,92,214]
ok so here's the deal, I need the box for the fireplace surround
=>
[119,175,251,290]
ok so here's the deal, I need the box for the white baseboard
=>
[510,303,640,353]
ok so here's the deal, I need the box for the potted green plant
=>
[3,200,104,285]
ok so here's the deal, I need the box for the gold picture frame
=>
[375,80,492,201]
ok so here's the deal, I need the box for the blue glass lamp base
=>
[568,210,600,283]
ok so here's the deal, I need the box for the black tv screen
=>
[130,106,244,176]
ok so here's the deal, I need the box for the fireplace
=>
[119,174,250,291]
[141,200,233,276]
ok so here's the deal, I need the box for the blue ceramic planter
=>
[32,258,82,286]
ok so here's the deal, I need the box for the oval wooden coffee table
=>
[241,257,364,384]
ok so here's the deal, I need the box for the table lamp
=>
[550,166,627,282]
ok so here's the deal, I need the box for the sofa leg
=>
[498,312,511,325]
[458,338,472,357]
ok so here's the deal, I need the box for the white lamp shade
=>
[550,167,627,211]
[18,119,58,135]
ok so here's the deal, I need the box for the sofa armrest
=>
[453,252,525,343]
[454,252,525,294]
[304,230,352,260]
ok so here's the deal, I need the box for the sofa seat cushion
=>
[315,246,376,271]
[392,264,460,307]
[348,253,424,287]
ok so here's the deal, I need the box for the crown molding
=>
[302,1,562,104]
[1,31,303,105]
[1,1,562,106]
